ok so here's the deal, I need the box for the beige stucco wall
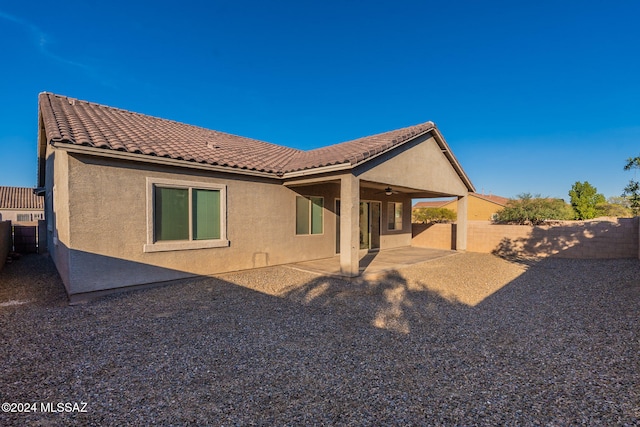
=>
[51,154,419,295]
[359,135,468,196]
[0,209,44,225]
[43,126,474,296]
[412,219,640,259]
[60,155,333,294]
[46,145,72,294]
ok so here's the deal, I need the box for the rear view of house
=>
[37,93,475,301]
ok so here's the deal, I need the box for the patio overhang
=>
[282,126,474,277]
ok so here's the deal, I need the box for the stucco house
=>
[413,193,508,221]
[0,186,45,225]
[37,92,475,301]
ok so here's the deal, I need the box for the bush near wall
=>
[412,207,456,224]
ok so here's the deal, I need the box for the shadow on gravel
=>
[1,253,639,425]
[282,269,465,334]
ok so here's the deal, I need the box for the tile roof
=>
[472,193,509,206]
[39,93,437,176]
[413,193,509,209]
[283,122,436,173]
[0,186,44,210]
[413,200,453,209]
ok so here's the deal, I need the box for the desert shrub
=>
[412,207,456,224]
[494,193,574,225]
[595,199,633,217]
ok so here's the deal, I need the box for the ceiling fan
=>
[375,187,400,196]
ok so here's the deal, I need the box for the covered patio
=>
[286,246,458,279]
[284,123,474,278]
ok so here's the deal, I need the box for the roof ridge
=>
[38,92,445,177]
[279,121,436,173]
[40,92,297,151]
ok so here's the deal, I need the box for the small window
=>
[388,202,403,231]
[296,196,323,235]
[17,214,31,222]
[144,178,228,252]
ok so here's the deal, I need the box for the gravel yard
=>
[1,252,639,426]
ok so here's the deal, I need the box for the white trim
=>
[143,177,229,252]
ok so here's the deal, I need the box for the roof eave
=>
[279,162,352,179]
[50,142,282,179]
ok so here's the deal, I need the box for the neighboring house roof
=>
[38,93,474,190]
[0,186,44,210]
[413,193,509,209]
[471,193,509,206]
[413,200,452,209]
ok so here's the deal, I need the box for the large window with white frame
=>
[387,202,403,231]
[296,195,324,235]
[144,178,228,252]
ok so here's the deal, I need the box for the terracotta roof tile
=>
[472,193,509,206]
[0,186,44,210]
[39,93,438,176]
[281,122,435,173]
[413,200,454,209]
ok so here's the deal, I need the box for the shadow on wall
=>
[491,218,639,260]
[413,218,640,259]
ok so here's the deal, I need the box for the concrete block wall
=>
[412,218,640,259]
[0,221,12,271]
[411,223,453,250]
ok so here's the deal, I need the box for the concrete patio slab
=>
[286,246,458,278]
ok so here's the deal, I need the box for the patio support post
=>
[456,194,468,251]
[340,174,360,276]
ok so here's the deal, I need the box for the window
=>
[144,178,228,252]
[17,214,31,222]
[388,202,403,231]
[296,196,323,235]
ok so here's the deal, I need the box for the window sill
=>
[143,239,230,253]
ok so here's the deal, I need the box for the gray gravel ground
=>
[1,252,639,426]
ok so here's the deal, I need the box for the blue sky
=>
[1,0,639,199]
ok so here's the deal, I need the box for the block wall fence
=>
[0,221,12,271]
[412,218,640,259]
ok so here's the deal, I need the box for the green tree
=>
[494,193,574,225]
[623,156,640,216]
[412,207,456,224]
[568,181,606,220]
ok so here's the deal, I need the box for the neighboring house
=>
[0,186,44,225]
[413,193,508,221]
[37,92,475,301]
